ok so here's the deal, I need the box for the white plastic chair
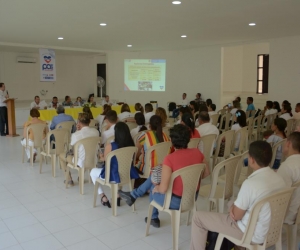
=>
[188,138,201,149]
[65,136,100,194]
[219,113,231,133]
[22,123,48,166]
[40,128,69,177]
[125,121,137,131]
[193,111,199,121]
[93,146,137,216]
[198,134,217,174]
[215,188,295,250]
[269,139,287,169]
[246,117,254,143]
[210,114,219,126]
[89,119,99,130]
[218,109,226,116]
[199,155,241,213]
[163,127,171,139]
[251,115,263,141]
[284,180,300,250]
[145,164,206,250]
[55,121,75,133]
[285,118,295,137]
[139,141,172,179]
[231,126,248,155]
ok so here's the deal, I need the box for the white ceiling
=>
[0,0,300,53]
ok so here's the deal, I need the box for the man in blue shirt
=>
[246,97,255,111]
[50,105,75,132]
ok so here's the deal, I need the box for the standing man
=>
[0,82,9,136]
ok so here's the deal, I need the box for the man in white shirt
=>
[294,103,300,120]
[30,96,47,110]
[101,110,117,145]
[264,100,277,116]
[277,132,300,225]
[178,93,188,106]
[208,104,218,116]
[196,111,219,137]
[190,141,286,250]
[101,95,112,106]
[144,103,155,124]
[59,113,99,185]
[0,82,9,136]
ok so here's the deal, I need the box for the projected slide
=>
[124,59,166,91]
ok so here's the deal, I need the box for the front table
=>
[31,105,135,122]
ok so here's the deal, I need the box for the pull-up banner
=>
[39,48,56,82]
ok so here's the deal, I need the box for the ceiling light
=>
[249,23,256,26]
[172,1,181,4]
[100,23,107,26]
[58,37,64,40]
[127,45,132,47]
[181,35,187,38]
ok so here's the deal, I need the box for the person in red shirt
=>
[181,112,200,138]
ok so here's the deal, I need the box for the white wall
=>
[106,46,222,111]
[269,35,300,107]
[0,51,106,104]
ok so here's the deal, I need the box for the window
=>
[257,54,269,94]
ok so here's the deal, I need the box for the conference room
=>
[1,1,300,250]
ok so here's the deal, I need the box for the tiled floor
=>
[0,130,298,250]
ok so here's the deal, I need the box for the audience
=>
[130,112,147,138]
[120,124,209,229]
[50,106,75,131]
[73,96,84,106]
[273,101,281,113]
[181,113,200,138]
[155,107,170,127]
[267,118,287,169]
[280,104,293,120]
[178,93,188,106]
[208,104,217,116]
[96,104,111,132]
[101,110,118,145]
[144,103,155,124]
[194,93,203,104]
[277,132,300,225]
[206,98,212,108]
[21,109,48,162]
[90,122,139,208]
[62,95,73,107]
[196,111,219,138]
[30,95,47,110]
[87,95,96,107]
[175,106,192,125]
[235,96,242,109]
[190,141,286,250]
[83,106,94,119]
[134,103,144,114]
[118,104,134,121]
[189,101,197,115]
[264,100,277,116]
[230,100,240,118]
[102,95,112,106]
[231,110,247,151]
[282,100,290,108]
[59,113,98,185]
[50,96,60,109]
[246,97,255,111]
[294,103,300,120]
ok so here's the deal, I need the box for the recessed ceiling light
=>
[249,23,256,26]
[100,23,107,26]
[127,45,132,47]
[172,1,181,4]
[58,37,64,40]
[181,35,187,38]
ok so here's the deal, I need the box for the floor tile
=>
[42,215,78,234]
[68,208,105,225]
[115,240,156,250]
[0,205,29,219]
[32,207,65,222]
[82,218,119,236]
[11,223,50,243]
[0,221,9,234]
[0,197,21,210]
[21,235,64,250]
[0,232,18,249]
[66,237,110,250]
[57,201,90,214]
[23,199,55,213]
[4,213,39,230]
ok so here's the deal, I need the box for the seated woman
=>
[175,106,192,125]
[134,103,144,114]
[90,122,139,208]
[155,107,170,127]
[280,104,293,120]
[73,96,84,106]
[21,109,48,162]
[87,95,96,107]
[120,124,209,228]
[273,101,281,113]
[266,118,287,169]
[130,112,148,138]
[118,104,134,121]
[96,104,111,133]
[231,110,247,151]
[83,106,94,119]
[181,112,200,138]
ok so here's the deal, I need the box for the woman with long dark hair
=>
[90,122,139,208]
[273,101,281,113]
[280,104,293,120]
[96,104,111,131]
[131,112,148,138]
[181,113,200,138]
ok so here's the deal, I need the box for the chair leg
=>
[275,231,282,250]
[217,199,224,213]
[65,166,69,189]
[39,154,43,174]
[93,181,100,207]
[52,155,56,177]
[215,235,225,249]
[170,211,181,250]
[111,184,118,216]
[22,147,25,163]
[30,147,33,166]
[79,168,84,195]
[187,206,196,226]
[286,224,297,250]
[145,205,154,236]
[130,179,135,212]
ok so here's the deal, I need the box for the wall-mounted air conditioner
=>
[16,57,37,63]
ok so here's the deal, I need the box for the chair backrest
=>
[89,119,99,130]
[104,146,137,185]
[232,126,248,155]
[213,130,235,165]
[188,138,201,149]
[250,110,257,117]
[209,155,241,200]
[253,115,263,135]
[219,113,231,132]
[125,122,137,131]
[246,117,254,140]
[233,151,249,185]
[218,109,226,115]
[143,141,172,178]
[269,138,287,168]
[266,114,276,130]
[26,123,48,148]
[285,118,295,137]
[132,130,148,146]
[55,121,75,133]
[101,121,108,135]
[245,111,250,119]
[239,188,294,248]
[162,164,205,213]
[162,127,170,138]
[45,128,69,155]
[210,114,219,126]
[73,136,100,169]
[105,135,115,146]
[198,134,217,172]
[292,181,300,225]
[193,111,199,121]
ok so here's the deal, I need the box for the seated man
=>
[30,95,47,110]
[196,111,219,137]
[59,113,99,185]
[62,95,73,106]
[101,95,112,106]
[277,132,300,225]
[246,97,255,112]
[190,141,286,250]
[208,104,217,116]
[50,106,75,132]
[50,96,60,109]
[101,110,117,145]
[144,103,155,124]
